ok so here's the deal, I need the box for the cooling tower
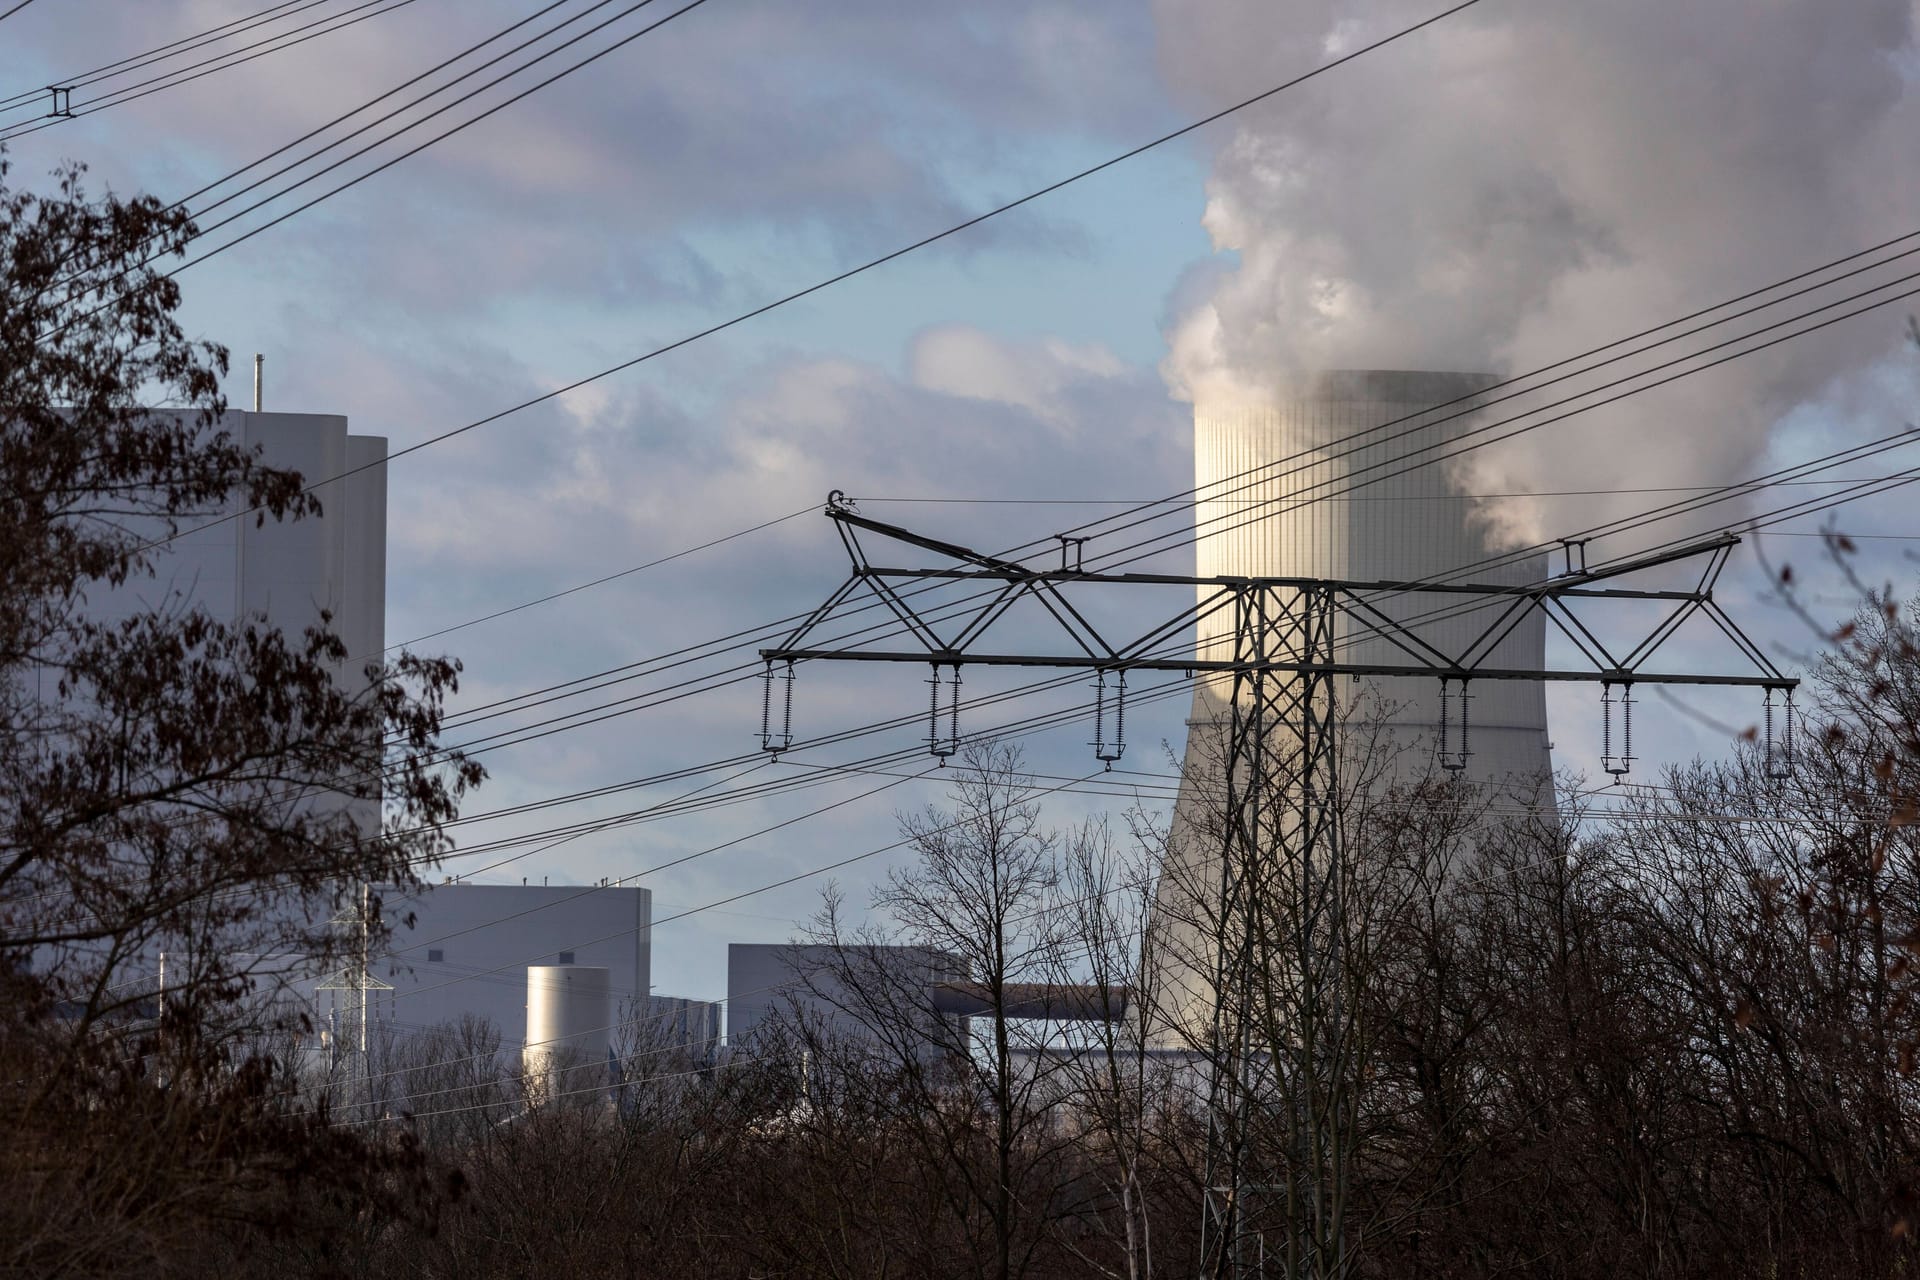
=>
[1185,369,1553,788]
[1152,370,1553,1040]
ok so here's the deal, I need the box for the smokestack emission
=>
[1155,0,1920,549]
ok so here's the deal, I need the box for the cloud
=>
[1153,0,1920,544]
[3,0,1166,319]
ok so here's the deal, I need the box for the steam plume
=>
[1156,0,1920,546]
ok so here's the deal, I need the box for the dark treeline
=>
[185,600,1920,1279]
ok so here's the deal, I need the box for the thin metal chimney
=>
[252,354,263,412]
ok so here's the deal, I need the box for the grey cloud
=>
[5,1,1161,317]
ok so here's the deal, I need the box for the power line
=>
[41,399,1894,929]
[357,453,1869,950]
[362,230,1920,744]
[0,0,318,108]
[16,0,587,310]
[67,460,1909,1055]
[36,245,1920,942]
[0,0,40,27]
[407,396,1920,769]
[121,0,1488,558]
[374,503,812,656]
[32,0,702,333]
[163,0,586,211]
[405,454,1904,875]
[62,461,1896,1000]
[0,1,425,144]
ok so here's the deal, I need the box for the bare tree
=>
[0,157,479,1272]
[790,741,1102,1280]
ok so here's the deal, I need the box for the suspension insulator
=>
[1602,682,1634,778]
[1093,670,1127,768]
[927,664,961,761]
[1764,688,1776,776]
[1765,686,1796,782]
[1623,685,1633,771]
[1438,678,1472,774]
[760,660,794,754]
[948,666,962,753]
[1459,681,1472,768]
[1783,688,1796,771]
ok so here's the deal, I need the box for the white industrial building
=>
[31,410,388,993]
[350,881,653,1051]
[726,942,963,1055]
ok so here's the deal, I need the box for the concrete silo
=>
[523,964,612,1106]
[1153,370,1554,1037]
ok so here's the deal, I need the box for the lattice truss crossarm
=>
[764,504,1794,694]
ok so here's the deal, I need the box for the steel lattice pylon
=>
[1196,582,1353,1279]
[761,495,1795,1279]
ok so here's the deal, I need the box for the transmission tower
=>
[760,494,1794,1279]
[316,881,390,1112]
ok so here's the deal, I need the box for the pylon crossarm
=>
[1700,599,1790,681]
[1332,586,1475,670]
[1540,593,1627,671]
[761,646,1794,688]
[1617,592,1713,671]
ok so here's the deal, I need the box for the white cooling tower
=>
[1152,371,1554,1042]
[1184,368,1553,798]
[523,965,611,1106]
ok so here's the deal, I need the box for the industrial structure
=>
[1156,369,1559,1037]
[42,408,390,1036]
[1178,369,1554,802]
[727,943,965,1054]
[523,964,612,1105]
[330,880,653,1054]
[758,393,1798,1276]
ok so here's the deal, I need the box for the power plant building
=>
[350,881,653,1051]
[726,942,964,1055]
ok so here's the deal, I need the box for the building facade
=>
[348,882,653,1051]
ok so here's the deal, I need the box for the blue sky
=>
[5,0,1919,1011]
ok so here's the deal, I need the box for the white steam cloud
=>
[1156,0,1920,545]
